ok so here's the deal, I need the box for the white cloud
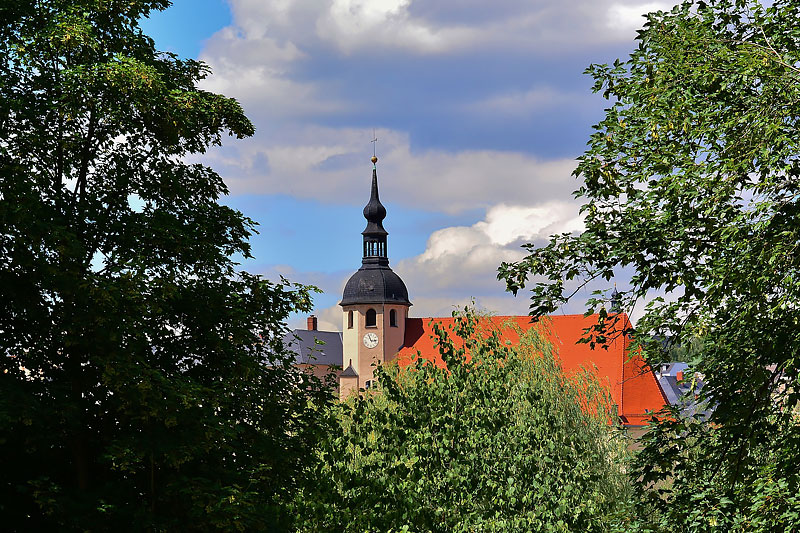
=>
[190,1,681,215]
[198,26,347,118]
[469,86,579,117]
[198,0,681,133]
[208,0,679,74]
[396,201,582,295]
[192,0,680,210]
[315,0,480,54]
[313,305,345,333]
[201,126,580,214]
[606,2,674,35]
[476,203,585,246]
[216,0,481,57]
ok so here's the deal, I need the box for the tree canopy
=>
[298,311,632,533]
[499,0,800,529]
[0,1,331,530]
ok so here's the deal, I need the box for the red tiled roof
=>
[394,314,667,427]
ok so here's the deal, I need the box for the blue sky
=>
[141,0,675,330]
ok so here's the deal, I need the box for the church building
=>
[289,157,667,429]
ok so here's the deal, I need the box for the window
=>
[348,310,353,329]
[365,308,377,327]
[390,309,397,327]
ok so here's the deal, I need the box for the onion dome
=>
[362,166,387,237]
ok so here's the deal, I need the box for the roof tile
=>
[394,314,667,427]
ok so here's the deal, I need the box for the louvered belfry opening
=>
[362,166,388,261]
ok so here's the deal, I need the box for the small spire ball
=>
[371,155,378,164]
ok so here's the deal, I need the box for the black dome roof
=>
[340,260,411,306]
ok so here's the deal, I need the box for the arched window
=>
[365,308,377,327]
[348,310,354,329]
[390,309,397,327]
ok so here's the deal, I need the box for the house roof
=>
[394,313,667,427]
[658,375,683,405]
[340,363,359,377]
[284,329,343,366]
[656,363,711,420]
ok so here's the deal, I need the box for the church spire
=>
[340,155,410,307]
[610,284,621,313]
[362,156,388,262]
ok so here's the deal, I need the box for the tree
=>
[498,0,800,529]
[297,310,633,532]
[0,1,331,530]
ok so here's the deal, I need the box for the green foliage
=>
[0,1,331,530]
[298,310,633,532]
[498,0,800,530]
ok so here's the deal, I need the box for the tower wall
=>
[339,374,359,400]
[341,303,409,389]
[382,304,407,364]
[354,304,383,387]
[342,307,360,386]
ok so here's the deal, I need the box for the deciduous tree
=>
[498,0,800,529]
[298,311,632,532]
[0,1,331,530]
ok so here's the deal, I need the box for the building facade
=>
[289,158,668,429]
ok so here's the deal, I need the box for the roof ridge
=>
[410,313,614,320]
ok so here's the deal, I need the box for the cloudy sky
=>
[142,0,675,331]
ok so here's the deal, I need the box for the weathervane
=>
[371,128,378,166]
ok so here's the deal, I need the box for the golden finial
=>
[371,129,378,166]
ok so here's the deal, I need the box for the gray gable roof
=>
[655,362,712,420]
[340,363,358,377]
[658,375,683,405]
[284,329,343,366]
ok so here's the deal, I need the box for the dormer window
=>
[365,308,377,327]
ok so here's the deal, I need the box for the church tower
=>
[339,156,411,396]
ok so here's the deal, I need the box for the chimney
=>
[676,370,684,382]
[307,315,318,331]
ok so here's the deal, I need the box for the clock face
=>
[363,332,379,349]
